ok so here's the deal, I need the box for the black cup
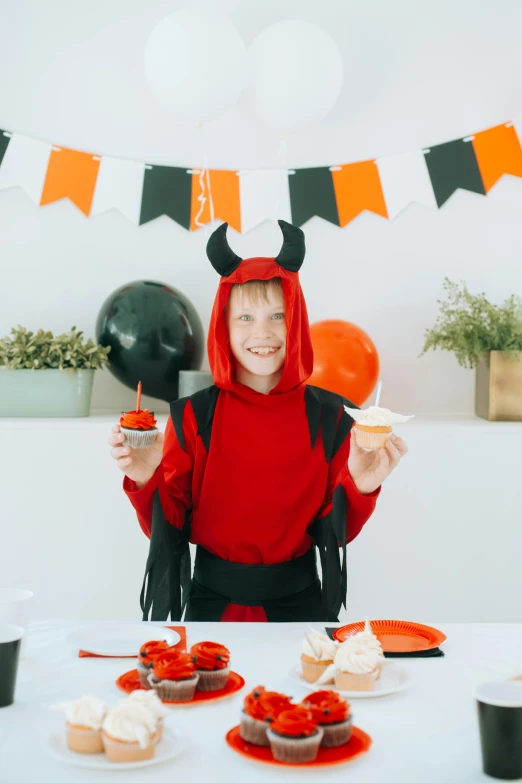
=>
[476,681,522,780]
[0,625,24,708]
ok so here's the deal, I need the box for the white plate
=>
[66,624,180,657]
[44,726,187,770]
[288,662,413,699]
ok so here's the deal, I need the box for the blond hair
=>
[229,278,283,307]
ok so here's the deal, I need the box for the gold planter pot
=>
[475,351,522,421]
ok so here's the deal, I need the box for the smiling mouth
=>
[247,346,280,356]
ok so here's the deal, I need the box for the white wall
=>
[2,0,522,415]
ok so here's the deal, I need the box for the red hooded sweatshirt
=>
[123,221,380,621]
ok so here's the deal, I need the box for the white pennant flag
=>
[376,150,437,219]
[90,156,145,225]
[239,169,292,233]
[0,133,52,205]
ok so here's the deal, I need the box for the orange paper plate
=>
[116,669,245,705]
[333,620,446,652]
[225,725,371,768]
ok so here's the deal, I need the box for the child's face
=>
[227,284,287,382]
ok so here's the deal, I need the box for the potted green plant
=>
[0,326,110,417]
[420,278,522,421]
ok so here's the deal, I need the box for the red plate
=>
[333,620,446,652]
[225,725,371,768]
[116,669,245,705]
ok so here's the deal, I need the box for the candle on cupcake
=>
[119,381,158,449]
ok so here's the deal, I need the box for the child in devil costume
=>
[110,220,408,622]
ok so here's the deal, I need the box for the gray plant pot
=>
[0,368,95,417]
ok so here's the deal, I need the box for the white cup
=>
[0,589,33,657]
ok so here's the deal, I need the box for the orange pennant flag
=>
[331,160,388,227]
[472,124,522,193]
[190,169,241,232]
[40,146,100,216]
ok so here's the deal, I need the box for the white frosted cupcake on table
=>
[102,701,158,763]
[351,618,385,679]
[300,631,339,684]
[317,639,382,692]
[344,405,414,451]
[53,695,107,754]
[120,690,170,742]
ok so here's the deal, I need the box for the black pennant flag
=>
[424,139,486,208]
[0,131,11,168]
[139,165,192,228]
[289,167,340,227]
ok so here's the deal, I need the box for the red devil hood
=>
[206,221,314,397]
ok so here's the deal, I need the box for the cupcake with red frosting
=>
[302,690,352,747]
[267,706,323,763]
[148,650,199,702]
[190,641,230,691]
[240,686,293,746]
[137,640,172,690]
[119,409,158,449]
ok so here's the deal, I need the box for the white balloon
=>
[144,10,247,123]
[246,21,343,134]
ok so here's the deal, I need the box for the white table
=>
[1,622,521,783]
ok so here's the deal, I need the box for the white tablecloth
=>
[1,621,521,783]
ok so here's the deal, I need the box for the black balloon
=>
[96,280,205,402]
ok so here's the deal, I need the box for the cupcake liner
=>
[102,731,155,763]
[320,716,353,747]
[300,657,333,684]
[137,661,152,690]
[267,728,324,763]
[148,672,199,702]
[120,427,158,449]
[354,425,392,450]
[66,724,104,755]
[196,666,230,692]
[239,712,270,746]
[334,669,379,691]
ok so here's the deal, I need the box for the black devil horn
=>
[206,222,242,277]
[275,220,306,272]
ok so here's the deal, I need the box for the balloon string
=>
[274,134,288,236]
[194,124,214,230]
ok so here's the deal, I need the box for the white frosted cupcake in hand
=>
[317,639,382,692]
[52,695,107,754]
[344,405,414,451]
[300,632,339,684]
[102,702,157,763]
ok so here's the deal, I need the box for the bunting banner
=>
[0,120,522,233]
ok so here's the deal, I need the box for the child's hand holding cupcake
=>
[108,381,164,489]
[344,405,411,495]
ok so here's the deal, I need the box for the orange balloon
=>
[308,320,379,406]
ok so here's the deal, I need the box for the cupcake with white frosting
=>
[344,405,414,451]
[102,701,157,763]
[53,695,107,755]
[121,690,170,742]
[300,632,339,683]
[317,639,382,691]
[351,618,385,679]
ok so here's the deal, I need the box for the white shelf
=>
[0,412,521,430]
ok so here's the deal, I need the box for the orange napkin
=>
[78,625,187,657]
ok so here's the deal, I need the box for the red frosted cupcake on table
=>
[148,650,199,702]
[190,641,231,691]
[266,705,323,764]
[302,690,352,747]
[120,381,158,449]
[137,640,172,690]
[240,686,293,746]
